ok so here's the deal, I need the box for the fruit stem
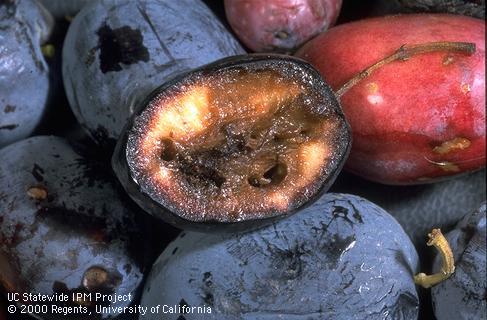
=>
[336,42,476,98]
[41,44,55,59]
[414,228,455,288]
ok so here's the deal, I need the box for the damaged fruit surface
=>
[140,193,419,320]
[0,136,143,319]
[113,54,351,230]
[62,0,244,147]
[296,14,485,184]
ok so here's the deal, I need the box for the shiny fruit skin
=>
[330,169,486,274]
[140,193,419,320]
[0,0,53,148]
[296,14,485,184]
[432,203,486,320]
[0,136,144,319]
[224,0,342,53]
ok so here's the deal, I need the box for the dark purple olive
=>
[329,170,486,320]
[62,0,245,148]
[0,136,144,319]
[0,0,53,148]
[140,193,419,319]
[38,0,91,19]
[397,0,485,18]
[330,170,486,260]
[431,203,486,320]
[112,54,351,231]
[336,0,484,24]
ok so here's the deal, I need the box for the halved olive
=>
[112,54,351,231]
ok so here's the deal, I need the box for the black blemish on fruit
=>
[96,23,150,73]
[341,273,356,290]
[201,272,214,306]
[203,272,212,285]
[0,1,15,10]
[392,292,420,317]
[73,157,113,186]
[178,298,190,314]
[91,125,114,150]
[52,280,69,293]
[139,194,419,318]
[394,250,415,276]
[203,293,214,306]
[320,234,356,269]
[3,105,15,113]
[135,3,175,61]
[351,203,364,224]
[265,241,309,281]
[0,124,18,130]
[0,223,24,246]
[36,206,110,243]
[332,205,362,227]
[31,164,45,182]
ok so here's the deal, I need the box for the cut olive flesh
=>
[126,59,348,222]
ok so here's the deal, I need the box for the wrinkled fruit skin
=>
[431,203,486,320]
[330,169,486,319]
[224,0,342,53]
[139,193,419,320]
[398,0,485,19]
[331,170,486,256]
[0,136,143,319]
[0,0,53,148]
[62,0,244,147]
[296,14,485,184]
[113,54,351,231]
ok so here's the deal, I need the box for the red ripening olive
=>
[296,14,485,184]
[224,0,342,53]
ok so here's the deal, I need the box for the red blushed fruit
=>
[296,14,485,184]
[224,0,342,53]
